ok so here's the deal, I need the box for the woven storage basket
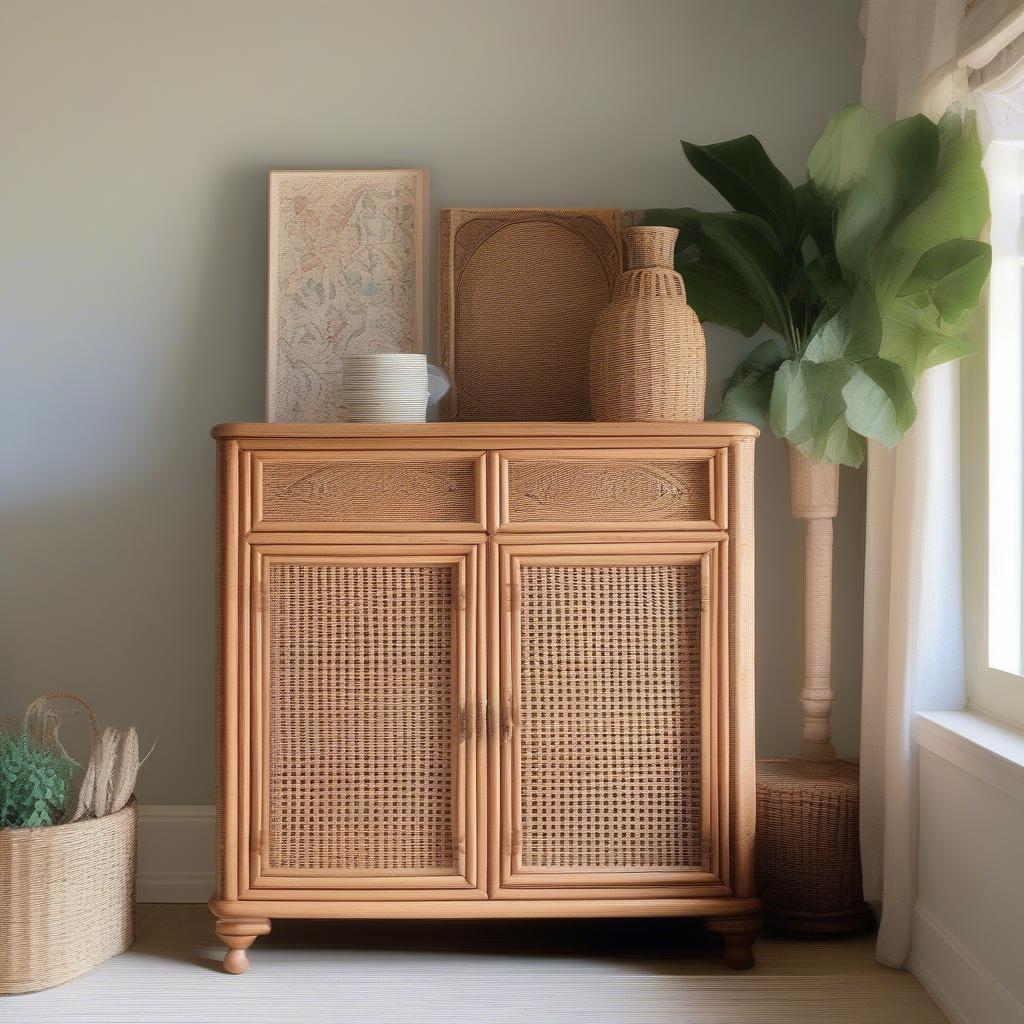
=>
[756,759,872,933]
[590,226,706,421]
[0,800,137,993]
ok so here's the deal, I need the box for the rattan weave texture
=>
[590,227,707,422]
[438,208,622,421]
[0,800,137,994]
[756,759,864,916]
[517,563,703,870]
[266,562,455,872]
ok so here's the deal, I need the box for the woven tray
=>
[438,208,622,420]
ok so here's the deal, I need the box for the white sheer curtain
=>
[859,0,1024,969]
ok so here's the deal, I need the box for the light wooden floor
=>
[5,904,948,1023]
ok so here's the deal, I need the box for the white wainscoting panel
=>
[912,714,1024,1024]
[137,805,216,903]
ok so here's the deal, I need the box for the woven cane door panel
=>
[499,450,720,530]
[257,556,474,891]
[254,452,484,531]
[499,551,712,893]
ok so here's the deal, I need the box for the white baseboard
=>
[911,904,1024,1024]
[137,804,216,903]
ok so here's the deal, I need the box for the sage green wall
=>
[0,0,865,803]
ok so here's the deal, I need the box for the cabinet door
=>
[493,540,728,898]
[245,541,486,898]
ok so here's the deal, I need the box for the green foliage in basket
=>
[0,730,75,828]
[645,104,991,466]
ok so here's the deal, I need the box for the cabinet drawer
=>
[494,449,726,531]
[252,451,487,531]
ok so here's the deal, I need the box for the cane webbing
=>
[265,562,455,872]
[517,562,704,871]
[506,458,710,524]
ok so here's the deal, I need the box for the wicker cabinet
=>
[211,423,759,973]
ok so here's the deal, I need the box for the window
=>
[963,131,1024,728]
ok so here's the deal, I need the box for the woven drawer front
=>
[518,562,704,870]
[503,454,714,528]
[257,455,481,527]
[265,561,455,872]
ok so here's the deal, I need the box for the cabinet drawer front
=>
[495,449,725,531]
[253,451,486,531]
[493,541,727,898]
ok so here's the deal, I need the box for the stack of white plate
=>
[342,353,429,423]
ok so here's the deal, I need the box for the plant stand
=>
[755,446,872,934]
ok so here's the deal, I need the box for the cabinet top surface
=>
[212,421,760,441]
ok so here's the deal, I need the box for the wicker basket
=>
[589,226,706,421]
[0,798,137,993]
[756,759,872,933]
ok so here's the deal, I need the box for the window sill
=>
[914,710,1024,806]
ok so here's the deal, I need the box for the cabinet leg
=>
[215,918,271,975]
[705,915,760,970]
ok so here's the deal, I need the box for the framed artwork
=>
[266,169,427,422]
[438,207,621,421]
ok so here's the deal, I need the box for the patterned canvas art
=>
[266,169,426,422]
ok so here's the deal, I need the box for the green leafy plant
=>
[645,104,991,466]
[0,729,75,828]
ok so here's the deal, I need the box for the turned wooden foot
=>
[706,915,760,970]
[215,918,270,975]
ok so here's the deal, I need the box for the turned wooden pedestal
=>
[753,447,871,933]
[211,422,761,972]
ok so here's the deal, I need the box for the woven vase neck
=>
[623,226,678,271]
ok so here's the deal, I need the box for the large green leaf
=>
[768,358,863,465]
[879,295,975,377]
[842,358,917,446]
[718,339,785,427]
[883,111,988,264]
[681,135,796,239]
[699,214,789,335]
[936,107,964,152]
[675,260,765,335]
[803,286,881,363]
[865,240,920,308]
[797,416,866,467]
[835,166,897,280]
[807,104,877,202]
[794,181,836,258]
[836,114,940,279]
[880,114,940,205]
[898,238,992,323]
[801,254,848,307]
[925,334,976,368]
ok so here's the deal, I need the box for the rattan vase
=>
[589,226,706,421]
[0,799,137,993]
